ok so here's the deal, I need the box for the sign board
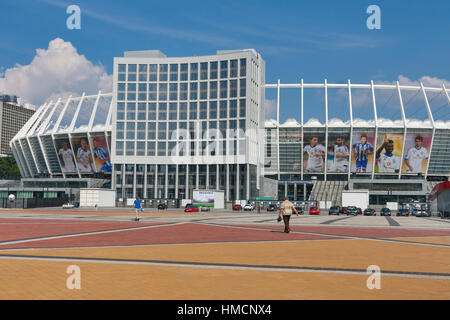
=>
[193,190,214,207]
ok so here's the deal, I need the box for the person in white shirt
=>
[330,136,349,172]
[376,136,401,173]
[58,140,76,173]
[304,136,325,173]
[76,138,94,173]
[404,136,428,174]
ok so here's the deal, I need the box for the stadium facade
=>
[9,49,450,205]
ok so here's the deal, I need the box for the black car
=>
[346,206,358,215]
[328,206,340,215]
[294,206,304,215]
[267,204,276,212]
[157,203,167,210]
[397,209,410,216]
[363,208,376,216]
[380,208,391,216]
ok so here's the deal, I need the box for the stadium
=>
[8,50,450,210]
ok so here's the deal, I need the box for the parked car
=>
[411,208,430,217]
[309,206,320,215]
[380,208,391,216]
[346,206,358,215]
[62,203,75,209]
[157,203,167,210]
[328,206,340,215]
[184,204,199,213]
[267,204,276,212]
[356,207,363,215]
[363,208,376,216]
[397,209,410,216]
[294,206,304,215]
[340,206,348,214]
[200,206,210,212]
[243,203,255,211]
[232,204,242,211]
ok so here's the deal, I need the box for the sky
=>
[0,0,449,122]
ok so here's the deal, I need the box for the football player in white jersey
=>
[404,136,428,173]
[376,136,401,173]
[76,138,94,173]
[331,136,349,172]
[58,140,76,173]
[304,136,325,173]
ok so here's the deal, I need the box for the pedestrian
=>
[134,195,143,221]
[278,197,298,233]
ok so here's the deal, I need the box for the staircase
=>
[310,181,347,206]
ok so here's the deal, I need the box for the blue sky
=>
[0,0,449,121]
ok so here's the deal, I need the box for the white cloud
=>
[0,38,112,107]
[265,99,277,119]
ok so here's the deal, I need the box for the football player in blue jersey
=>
[92,138,112,173]
[352,134,374,173]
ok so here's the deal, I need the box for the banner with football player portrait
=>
[54,137,77,174]
[350,131,375,173]
[90,135,112,173]
[327,131,350,173]
[71,136,95,174]
[303,131,326,173]
[401,132,432,174]
[375,132,404,173]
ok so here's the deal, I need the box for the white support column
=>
[175,165,179,199]
[185,165,189,199]
[164,165,168,199]
[397,81,407,179]
[121,165,126,200]
[143,166,148,199]
[276,79,281,180]
[132,164,137,199]
[246,163,250,200]
[422,83,436,179]
[370,81,378,180]
[324,79,328,181]
[347,80,354,182]
[68,93,86,132]
[154,166,158,199]
[300,79,304,181]
[236,164,240,200]
[87,91,102,131]
[52,96,72,134]
[216,164,219,190]
[205,164,209,189]
[226,164,230,201]
[196,164,199,189]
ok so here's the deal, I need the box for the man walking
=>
[278,197,298,233]
[134,195,143,221]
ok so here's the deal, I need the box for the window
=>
[189,102,197,120]
[190,82,198,100]
[149,64,157,81]
[220,81,227,98]
[180,83,187,100]
[169,83,178,101]
[127,103,136,120]
[240,99,246,117]
[200,102,207,119]
[126,141,135,156]
[159,83,167,100]
[200,82,208,100]
[116,141,124,155]
[136,141,145,156]
[147,142,155,156]
[230,80,237,98]
[170,64,178,81]
[230,60,238,77]
[220,60,228,79]
[229,100,237,118]
[147,122,156,139]
[159,64,168,81]
[209,81,217,99]
[210,61,218,79]
[158,103,167,120]
[137,122,146,140]
[240,79,246,97]
[179,102,187,120]
[209,101,217,118]
[240,58,246,77]
[169,103,177,120]
[200,62,208,80]
[137,103,146,120]
[139,64,147,81]
[158,142,166,156]
[158,122,167,139]
[180,63,188,81]
[148,103,156,120]
[190,63,198,80]
[220,100,227,118]
[126,122,135,139]
[148,83,157,101]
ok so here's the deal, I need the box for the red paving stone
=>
[236,224,450,238]
[0,223,340,249]
[0,219,164,243]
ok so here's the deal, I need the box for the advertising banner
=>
[71,136,95,173]
[303,132,326,173]
[375,133,404,173]
[90,135,112,173]
[54,137,77,173]
[402,133,432,174]
[327,131,350,173]
[351,131,375,173]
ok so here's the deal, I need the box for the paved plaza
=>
[0,208,449,299]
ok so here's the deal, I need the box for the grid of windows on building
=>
[115,58,248,157]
